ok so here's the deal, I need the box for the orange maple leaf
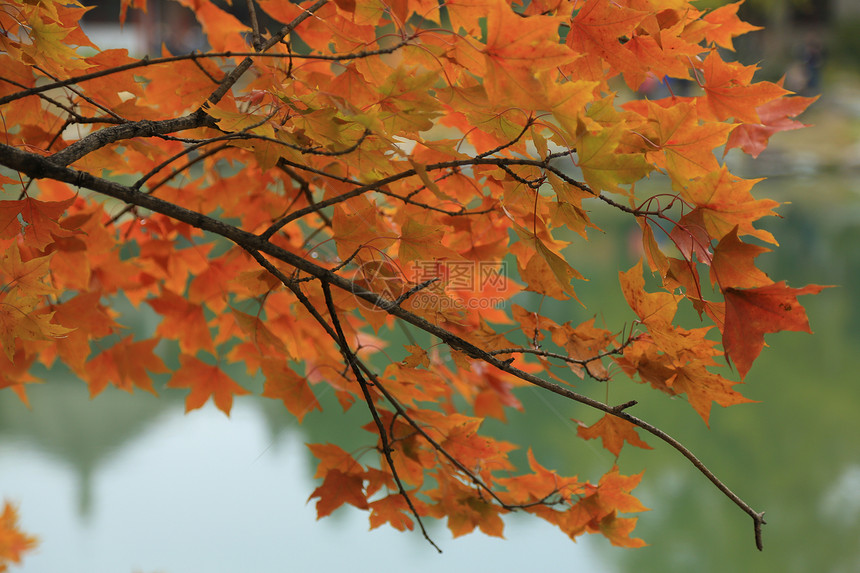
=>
[146,290,215,355]
[664,362,753,425]
[495,449,582,506]
[0,501,38,571]
[567,466,647,545]
[167,354,250,415]
[0,197,76,249]
[702,1,761,51]
[700,51,788,124]
[173,0,250,53]
[568,0,647,74]
[260,358,321,422]
[481,0,573,108]
[710,227,772,289]
[369,493,420,532]
[84,336,168,397]
[0,244,57,297]
[630,99,735,181]
[599,512,646,548]
[576,414,652,457]
[679,166,777,244]
[619,261,679,328]
[0,290,73,361]
[308,469,369,519]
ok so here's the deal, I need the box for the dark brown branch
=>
[268,155,662,234]
[275,163,332,231]
[394,278,439,306]
[33,65,126,123]
[0,141,766,549]
[34,1,330,168]
[0,9,416,111]
[246,0,264,52]
[0,41,417,106]
[320,281,442,553]
[475,119,533,159]
[354,363,518,510]
[488,348,610,381]
[488,334,641,382]
[49,113,214,167]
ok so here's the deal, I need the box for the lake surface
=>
[2,95,860,573]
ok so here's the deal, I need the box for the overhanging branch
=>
[0,142,767,548]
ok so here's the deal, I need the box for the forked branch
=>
[0,142,767,549]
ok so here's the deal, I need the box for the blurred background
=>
[2,1,859,571]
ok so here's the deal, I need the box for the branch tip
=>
[612,400,638,412]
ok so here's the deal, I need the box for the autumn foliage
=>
[0,0,823,557]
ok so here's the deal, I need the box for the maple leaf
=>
[664,361,753,425]
[52,291,121,373]
[495,449,582,505]
[308,470,369,519]
[167,354,250,415]
[702,1,761,51]
[509,218,583,300]
[0,290,73,361]
[710,226,772,289]
[723,282,828,379]
[401,344,430,368]
[306,443,365,479]
[397,217,458,269]
[0,500,38,571]
[369,494,418,532]
[427,470,506,538]
[18,12,91,78]
[481,0,573,108]
[230,308,289,358]
[599,512,646,548]
[576,123,653,193]
[331,196,396,262]
[146,290,215,355]
[260,358,321,422]
[623,20,704,89]
[668,208,713,266]
[576,414,652,457]
[699,51,788,124]
[1,245,57,298]
[678,166,777,244]
[619,261,679,328]
[0,197,77,249]
[567,466,647,545]
[174,0,250,53]
[0,349,39,407]
[627,99,734,182]
[726,94,818,158]
[568,0,648,75]
[84,336,168,397]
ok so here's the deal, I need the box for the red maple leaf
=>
[723,282,828,379]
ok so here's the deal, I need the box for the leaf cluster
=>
[0,0,824,553]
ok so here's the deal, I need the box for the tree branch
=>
[0,142,766,548]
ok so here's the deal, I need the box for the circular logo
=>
[351,259,406,311]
